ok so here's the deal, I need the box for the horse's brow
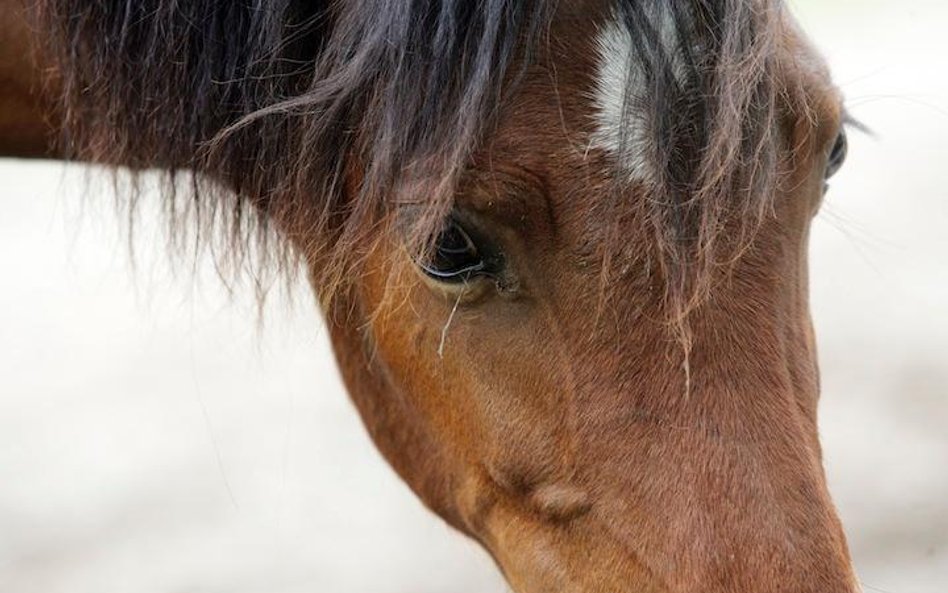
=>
[462,164,548,219]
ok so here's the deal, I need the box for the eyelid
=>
[420,260,487,280]
[825,129,848,179]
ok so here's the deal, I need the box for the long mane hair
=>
[35,0,788,316]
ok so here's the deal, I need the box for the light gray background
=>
[1,1,946,592]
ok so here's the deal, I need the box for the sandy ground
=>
[1,2,946,592]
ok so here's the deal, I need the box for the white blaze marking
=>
[590,14,682,183]
[590,18,649,179]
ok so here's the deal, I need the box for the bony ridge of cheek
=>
[457,466,592,542]
[529,481,592,522]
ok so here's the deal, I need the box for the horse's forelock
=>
[35,0,789,314]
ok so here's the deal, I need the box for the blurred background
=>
[1,1,946,592]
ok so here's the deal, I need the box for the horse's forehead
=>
[468,10,657,211]
[482,5,837,196]
[555,9,658,174]
[484,8,679,179]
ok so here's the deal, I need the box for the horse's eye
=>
[825,130,848,179]
[419,220,489,283]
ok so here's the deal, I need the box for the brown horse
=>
[2,0,859,591]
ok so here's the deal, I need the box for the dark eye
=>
[825,130,848,179]
[419,220,490,283]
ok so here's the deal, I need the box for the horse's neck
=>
[0,1,60,159]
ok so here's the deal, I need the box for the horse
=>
[1,0,858,591]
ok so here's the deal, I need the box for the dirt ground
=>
[1,2,945,592]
